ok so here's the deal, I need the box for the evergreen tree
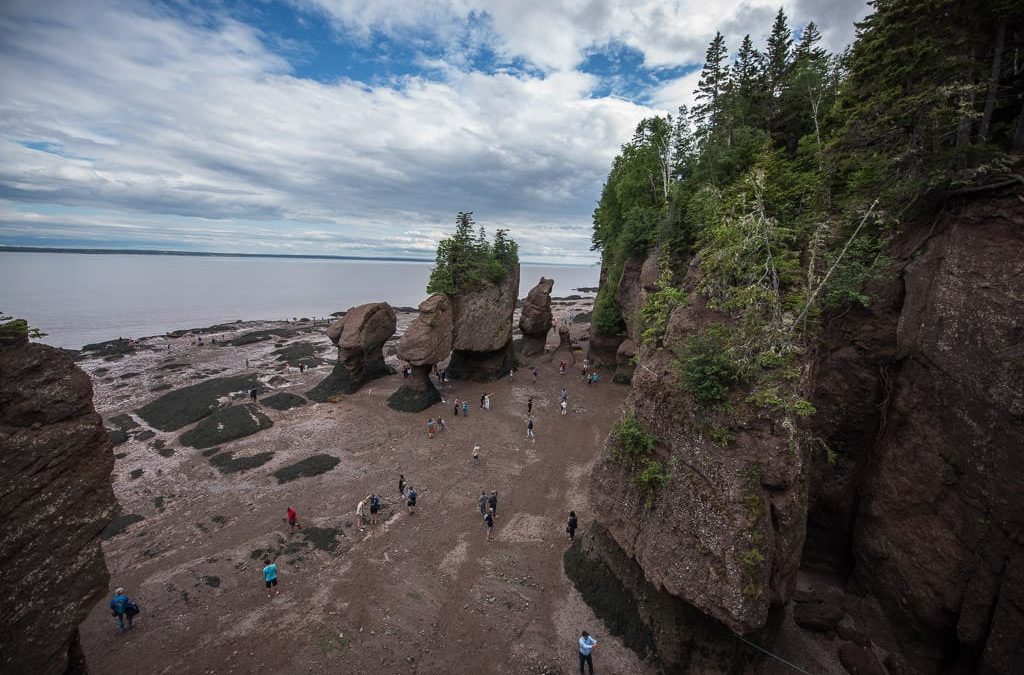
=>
[764,7,793,100]
[671,106,696,182]
[727,34,766,130]
[694,32,729,133]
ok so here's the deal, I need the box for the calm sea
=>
[0,252,599,349]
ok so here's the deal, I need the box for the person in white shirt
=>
[578,631,597,674]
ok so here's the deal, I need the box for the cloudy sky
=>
[0,0,869,264]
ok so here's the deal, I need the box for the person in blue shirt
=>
[262,558,279,598]
[578,630,598,674]
[109,587,134,632]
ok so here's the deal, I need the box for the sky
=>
[0,0,870,264]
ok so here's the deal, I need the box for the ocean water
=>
[0,252,599,349]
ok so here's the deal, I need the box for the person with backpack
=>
[369,493,380,525]
[578,631,598,674]
[406,486,417,514]
[484,508,494,542]
[566,511,578,541]
[109,587,137,632]
[262,559,279,598]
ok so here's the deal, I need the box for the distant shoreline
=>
[0,245,597,267]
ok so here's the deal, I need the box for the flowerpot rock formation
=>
[447,263,521,381]
[388,294,454,412]
[518,276,554,356]
[308,302,396,401]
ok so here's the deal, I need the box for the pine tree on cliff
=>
[427,213,518,296]
[693,32,729,135]
[762,7,793,132]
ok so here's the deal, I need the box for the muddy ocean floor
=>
[78,297,663,674]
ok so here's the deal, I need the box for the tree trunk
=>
[977,21,1006,144]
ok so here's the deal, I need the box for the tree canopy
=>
[426,212,519,296]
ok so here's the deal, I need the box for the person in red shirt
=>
[286,507,299,533]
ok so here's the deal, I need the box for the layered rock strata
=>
[447,264,520,380]
[0,330,115,674]
[518,276,554,356]
[308,302,396,400]
[388,294,453,412]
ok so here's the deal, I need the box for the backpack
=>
[126,601,140,617]
[408,489,417,501]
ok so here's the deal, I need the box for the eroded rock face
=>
[588,250,659,368]
[448,264,520,380]
[807,192,1024,674]
[519,277,554,356]
[612,338,636,384]
[388,294,453,412]
[0,334,115,674]
[309,302,396,400]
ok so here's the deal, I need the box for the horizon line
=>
[0,245,599,267]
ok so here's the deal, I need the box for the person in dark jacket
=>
[566,511,578,541]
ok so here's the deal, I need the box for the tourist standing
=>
[250,387,258,403]
[286,506,299,533]
[356,496,368,530]
[462,400,469,417]
[561,386,568,402]
[438,416,446,432]
[369,493,380,525]
[566,511,578,541]
[262,559,279,598]
[488,490,498,518]
[527,418,535,440]
[483,393,491,410]
[406,486,418,514]
[473,443,481,464]
[398,474,407,501]
[561,400,568,416]
[427,418,436,439]
[454,398,460,417]
[478,491,488,516]
[109,588,136,633]
[578,631,598,674]
[527,397,533,415]
[484,508,494,542]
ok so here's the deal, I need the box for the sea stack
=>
[518,276,554,356]
[388,294,454,412]
[308,302,397,401]
[0,324,115,674]
[447,263,521,380]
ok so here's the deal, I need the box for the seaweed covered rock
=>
[309,302,396,400]
[518,277,554,356]
[136,374,258,431]
[178,404,273,449]
[261,392,307,411]
[0,334,115,674]
[388,294,452,412]
[448,264,520,380]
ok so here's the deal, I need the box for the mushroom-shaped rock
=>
[613,338,636,384]
[519,277,554,356]
[308,302,397,401]
[388,295,454,412]
[448,264,521,380]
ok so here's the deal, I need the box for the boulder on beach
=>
[308,302,397,400]
[447,263,520,380]
[519,277,554,356]
[388,294,453,412]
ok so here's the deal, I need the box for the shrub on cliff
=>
[426,212,519,296]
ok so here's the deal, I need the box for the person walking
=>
[483,393,491,411]
[109,588,136,632]
[478,491,488,516]
[369,493,380,525]
[561,399,568,416]
[454,397,460,417]
[480,393,486,410]
[286,506,299,533]
[566,511,578,541]
[438,416,446,433]
[462,400,469,417]
[591,372,599,386]
[527,397,533,415]
[527,418,535,440]
[561,386,568,402]
[398,474,407,501]
[484,508,494,542]
[262,559,279,598]
[578,631,598,674]
[488,490,498,519]
[406,486,417,514]
[356,495,368,531]
[427,417,436,439]
[250,387,258,403]
[473,443,481,464]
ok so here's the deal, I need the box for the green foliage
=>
[609,412,656,462]
[426,212,518,296]
[0,311,47,339]
[638,257,687,346]
[675,326,736,404]
[592,287,625,335]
